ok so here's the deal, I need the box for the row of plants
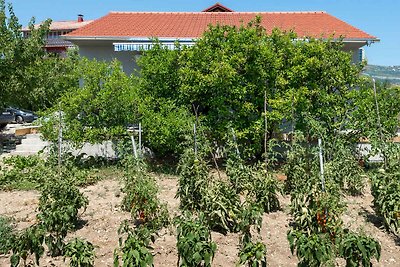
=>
[113,156,170,266]
[285,134,381,267]
[370,142,400,236]
[173,128,283,266]
[0,176,94,267]
[1,135,397,266]
[112,128,279,266]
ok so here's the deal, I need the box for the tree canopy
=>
[40,17,399,159]
[138,18,367,157]
[0,0,78,111]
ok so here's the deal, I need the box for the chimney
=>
[77,14,84,22]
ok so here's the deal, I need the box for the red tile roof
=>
[66,11,377,41]
[22,20,94,32]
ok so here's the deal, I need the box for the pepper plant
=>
[338,231,381,267]
[64,238,96,267]
[114,222,155,267]
[37,178,88,256]
[175,213,217,267]
[237,202,267,267]
[121,156,169,231]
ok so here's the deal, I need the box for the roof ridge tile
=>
[108,11,326,14]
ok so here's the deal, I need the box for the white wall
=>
[342,42,366,63]
[74,40,140,75]
[71,40,368,75]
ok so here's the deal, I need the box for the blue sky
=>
[7,0,399,66]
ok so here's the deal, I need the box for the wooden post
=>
[193,123,197,156]
[318,138,326,192]
[58,107,62,176]
[372,78,386,168]
[131,135,137,158]
[231,128,240,157]
[264,90,268,169]
[192,104,199,157]
[139,123,142,156]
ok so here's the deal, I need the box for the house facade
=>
[22,15,93,56]
[64,3,378,74]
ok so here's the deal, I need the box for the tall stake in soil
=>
[318,138,326,192]
[58,105,62,177]
[264,90,268,169]
[372,78,387,169]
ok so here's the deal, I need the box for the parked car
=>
[6,107,38,123]
[0,110,15,130]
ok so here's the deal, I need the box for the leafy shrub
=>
[140,99,195,157]
[0,155,52,190]
[238,241,267,267]
[64,238,96,267]
[176,213,217,267]
[114,222,155,267]
[324,143,365,196]
[287,230,335,267]
[176,146,211,211]
[0,216,15,254]
[121,157,169,231]
[338,231,381,267]
[237,202,266,267]
[37,179,88,256]
[10,225,45,267]
[203,180,242,234]
[247,164,281,213]
[371,171,400,235]
[0,154,102,190]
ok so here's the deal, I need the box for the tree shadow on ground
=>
[76,219,88,230]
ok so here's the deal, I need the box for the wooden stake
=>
[264,90,268,168]
[318,138,326,192]
[58,106,62,177]
[131,135,137,158]
[231,128,240,157]
[139,123,142,156]
[193,123,197,156]
[372,78,386,169]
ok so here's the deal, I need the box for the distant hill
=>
[363,65,400,85]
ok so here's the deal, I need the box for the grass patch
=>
[0,155,124,191]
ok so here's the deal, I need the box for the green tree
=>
[0,0,50,109]
[41,59,139,145]
[138,18,364,157]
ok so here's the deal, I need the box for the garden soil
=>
[0,175,399,266]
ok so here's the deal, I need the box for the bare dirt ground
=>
[0,175,399,267]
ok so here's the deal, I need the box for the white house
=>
[64,3,379,74]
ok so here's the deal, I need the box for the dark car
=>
[6,107,38,123]
[0,110,15,130]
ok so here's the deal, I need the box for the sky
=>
[6,0,400,66]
